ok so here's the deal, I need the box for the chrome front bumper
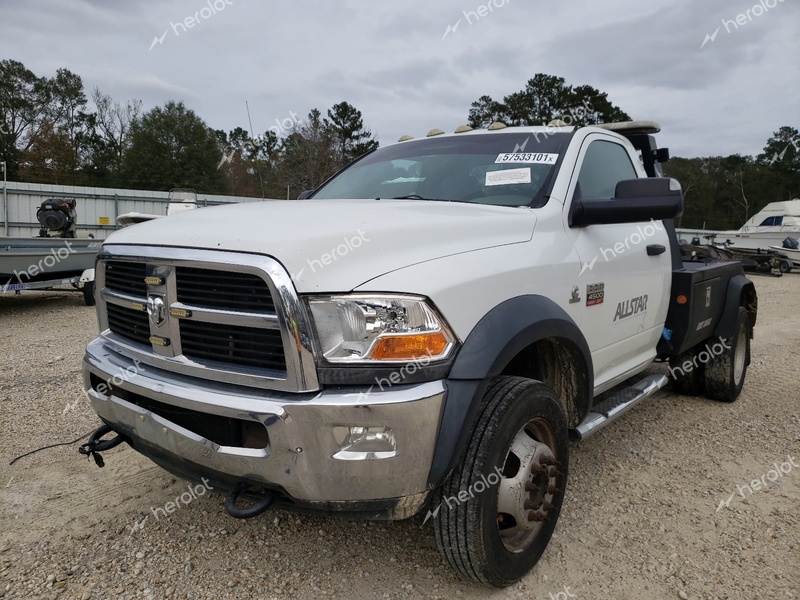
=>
[83,338,446,517]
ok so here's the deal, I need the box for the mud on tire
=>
[432,376,569,587]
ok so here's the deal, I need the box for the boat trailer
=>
[0,268,96,305]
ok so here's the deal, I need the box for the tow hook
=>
[224,482,275,519]
[78,424,124,467]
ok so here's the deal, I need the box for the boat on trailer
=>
[0,198,100,304]
[770,237,800,270]
[677,199,800,251]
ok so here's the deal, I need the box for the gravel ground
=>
[1,275,798,600]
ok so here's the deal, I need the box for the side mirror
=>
[297,190,315,200]
[570,178,683,227]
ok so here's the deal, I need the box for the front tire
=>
[83,281,96,306]
[433,377,569,587]
[704,307,750,402]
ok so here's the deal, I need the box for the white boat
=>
[117,188,198,227]
[770,244,800,269]
[677,199,800,250]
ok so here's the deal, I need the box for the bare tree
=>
[733,170,751,225]
[91,87,142,170]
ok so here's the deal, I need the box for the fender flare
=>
[428,295,594,486]
[714,275,757,340]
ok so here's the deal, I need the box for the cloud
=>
[0,0,796,158]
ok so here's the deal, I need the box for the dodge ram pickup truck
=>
[80,120,757,587]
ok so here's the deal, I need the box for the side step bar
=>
[571,374,669,441]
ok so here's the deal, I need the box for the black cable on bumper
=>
[78,424,125,467]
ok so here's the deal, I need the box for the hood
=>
[103,199,536,292]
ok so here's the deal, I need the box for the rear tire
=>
[433,377,568,587]
[704,307,750,402]
[779,259,792,274]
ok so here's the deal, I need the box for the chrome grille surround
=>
[96,244,319,393]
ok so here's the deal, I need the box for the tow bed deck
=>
[663,259,752,356]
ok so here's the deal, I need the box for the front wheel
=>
[704,307,750,402]
[83,281,96,306]
[433,377,569,587]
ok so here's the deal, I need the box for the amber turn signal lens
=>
[676,295,688,305]
[370,332,449,360]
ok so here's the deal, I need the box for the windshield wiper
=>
[382,194,450,201]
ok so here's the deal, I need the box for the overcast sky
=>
[2,0,797,158]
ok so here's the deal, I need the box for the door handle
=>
[647,244,666,256]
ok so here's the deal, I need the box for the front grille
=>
[105,261,147,297]
[107,302,150,346]
[176,267,275,312]
[180,320,286,371]
[97,248,318,392]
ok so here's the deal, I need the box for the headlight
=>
[307,295,455,363]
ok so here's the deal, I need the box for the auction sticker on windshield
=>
[486,168,532,186]
[495,153,558,165]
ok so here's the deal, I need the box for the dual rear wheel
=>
[669,307,751,402]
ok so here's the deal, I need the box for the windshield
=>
[310,131,572,207]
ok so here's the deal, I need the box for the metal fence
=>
[1,180,269,239]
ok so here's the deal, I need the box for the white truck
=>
[80,120,757,587]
